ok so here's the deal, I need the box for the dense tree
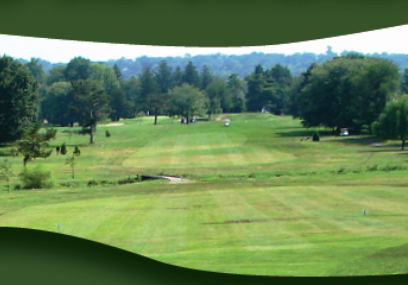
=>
[139,67,159,113]
[351,58,400,133]
[41,82,75,126]
[245,64,266,112]
[0,159,13,193]
[172,66,183,87]
[26,58,45,84]
[199,65,213,90]
[122,75,141,116]
[204,78,226,120]
[70,79,110,144]
[182,61,200,88]
[295,56,400,133]
[372,96,408,150]
[168,83,208,124]
[47,65,66,85]
[227,73,246,113]
[155,60,172,94]
[64,57,93,82]
[0,55,39,143]
[402,69,408,94]
[113,64,123,82]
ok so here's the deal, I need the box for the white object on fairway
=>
[362,209,368,215]
[340,128,349,136]
[224,119,230,127]
[57,223,61,230]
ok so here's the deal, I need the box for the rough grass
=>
[1,113,408,276]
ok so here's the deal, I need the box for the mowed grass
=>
[1,113,408,276]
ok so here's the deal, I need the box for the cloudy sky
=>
[1,25,408,63]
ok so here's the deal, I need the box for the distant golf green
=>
[1,113,408,276]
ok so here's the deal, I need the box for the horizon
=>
[1,25,408,64]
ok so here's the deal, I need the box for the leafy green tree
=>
[245,64,266,112]
[140,67,159,113]
[26,58,45,84]
[168,83,208,124]
[182,61,200,88]
[113,64,123,82]
[0,159,13,193]
[352,58,400,133]
[64,57,93,82]
[13,123,57,167]
[227,73,246,113]
[0,55,39,143]
[47,65,66,85]
[70,79,110,144]
[92,64,120,95]
[295,56,399,133]
[122,75,141,117]
[205,78,227,120]
[372,96,408,150]
[41,82,74,126]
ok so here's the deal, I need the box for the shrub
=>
[87,180,99,187]
[337,167,347,174]
[106,130,111,138]
[61,143,67,155]
[312,132,320,142]
[366,165,378,172]
[73,146,81,157]
[19,165,58,190]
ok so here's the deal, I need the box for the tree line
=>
[3,51,408,151]
[17,46,408,80]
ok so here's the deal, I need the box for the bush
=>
[313,132,320,142]
[118,176,139,185]
[61,143,67,155]
[19,165,58,190]
[366,165,378,172]
[106,130,111,138]
[73,146,81,157]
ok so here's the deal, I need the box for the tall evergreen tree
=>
[199,65,213,90]
[182,61,200,88]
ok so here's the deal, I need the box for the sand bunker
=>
[100,123,124,127]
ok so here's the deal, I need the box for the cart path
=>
[158,176,189,184]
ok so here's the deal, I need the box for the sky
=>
[1,25,408,64]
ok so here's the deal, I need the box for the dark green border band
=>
[0,0,407,46]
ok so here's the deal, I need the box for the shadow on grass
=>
[275,129,335,137]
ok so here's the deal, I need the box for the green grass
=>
[1,113,408,276]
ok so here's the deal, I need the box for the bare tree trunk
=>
[23,156,29,168]
[208,113,212,121]
[402,139,405,151]
[154,107,158,125]
[186,114,189,124]
[90,125,95,144]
